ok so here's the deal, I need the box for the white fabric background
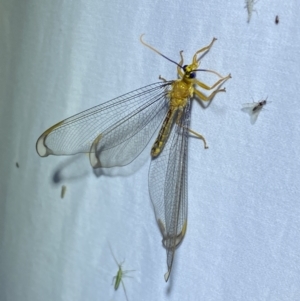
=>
[1,0,300,300]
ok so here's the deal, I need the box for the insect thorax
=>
[169,80,193,107]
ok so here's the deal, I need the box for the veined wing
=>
[36,82,172,167]
[149,99,190,281]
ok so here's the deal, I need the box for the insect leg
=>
[179,38,219,76]
[187,128,208,149]
[159,75,168,82]
[175,108,208,149]
[194,87,225,102]
[121,280,129,301]
[109,243,120,266]
[194,73,231,102]
[177,51,184,76]
[192,38,218,63]
[195,73,231,91]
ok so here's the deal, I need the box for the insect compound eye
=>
[182,65,187,71]
[189,72,196,79]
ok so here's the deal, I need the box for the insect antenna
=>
[193,68,227,78]
[140,34,183,69]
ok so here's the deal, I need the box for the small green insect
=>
[109,245,135,301]
[245,0,258,23]
[60,185,67,198]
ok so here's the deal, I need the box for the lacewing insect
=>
[61,185,67,198]
[242,97,268,124]
[36,35,231,281]
[109,244,134,301]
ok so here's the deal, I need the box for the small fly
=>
[36,35,231,281]
[242,97,268,124]
[109,244,134,301]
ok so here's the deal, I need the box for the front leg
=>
[195,73,231,91]
[159,75,168,82]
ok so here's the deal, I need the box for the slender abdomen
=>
[151,108,177,157]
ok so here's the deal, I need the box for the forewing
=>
[149,100,190,281]
[36,82,171,167]
[241,103,261,124]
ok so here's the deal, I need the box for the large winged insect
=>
[36,35,231,281]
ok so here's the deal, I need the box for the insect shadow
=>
[52,155,90,184]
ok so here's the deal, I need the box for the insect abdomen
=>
[151,109,176,157]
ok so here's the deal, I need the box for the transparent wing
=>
[149,99,190,281]
[36,82,172,167]
[241,103,262,125]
